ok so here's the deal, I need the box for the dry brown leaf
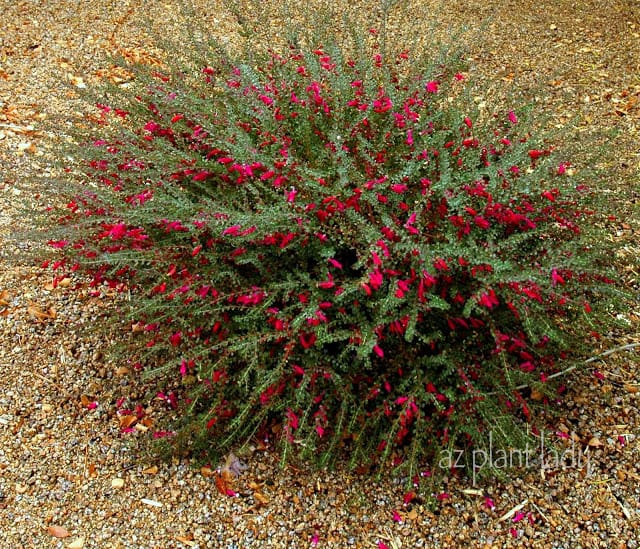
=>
[131,321,145,333]
[87,463,97,478]
[0,289,9,306]
[27,302,55,321]
[253,491,269,505]
[200,466,215,478]
[214,472,230,496]
[406,508,418,521]
[118,414,137,429]
[587,437,603,447]
[530,388,544,401]
[624,384,639,394]
[115,366,130,376]
[142,465,158,475]
[175,535,196,547]
[48,525,71,538]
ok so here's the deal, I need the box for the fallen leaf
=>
[27,302,55,321]
[118,414,137,429]
[48,525,71,538]
[67,537,85,549]
[175,535,196,547]
[131,321,145,333]
[406,508,418,521]
[142,465,158,475]
[253,491,269,505]
[530,388,544,401]
[214,472,229,495]
[0,289,9,306]
[624,384,639,394]
[587,437,603,447]
[200,466,215,478]
[111,478,125,489]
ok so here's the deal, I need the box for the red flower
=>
[299,332,317,349]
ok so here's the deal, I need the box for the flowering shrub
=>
[44,31,618,480]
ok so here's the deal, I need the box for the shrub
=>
[42,18,619,482]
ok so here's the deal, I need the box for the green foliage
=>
[41,7,622,484]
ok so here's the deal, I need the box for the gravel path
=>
[1,1,639,547]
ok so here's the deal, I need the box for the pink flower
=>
[508,110,518,124]
[373,344,384,358]
[392,510,403,523]
[318,273,335,289]
[222,225,241,236]
[285,187,298,203]
[474,216,490,229]
[369,269,383,289]
[551,268,565,286]
[484,496,495,510]
[108,223,127,240]
[390,184,408,193]
[377,543,389,549]
[403,491,417,505]
[299,332,316,349]
[425,80,439,93]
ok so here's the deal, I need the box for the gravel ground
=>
[1,1,639,548]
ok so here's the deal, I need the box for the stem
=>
[487,342,640,395]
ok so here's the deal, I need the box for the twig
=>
[498,499,528,522]
[544,342,640,382]
[531,502,550,524]
[488,342,640,395]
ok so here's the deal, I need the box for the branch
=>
[487,342,640,396]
